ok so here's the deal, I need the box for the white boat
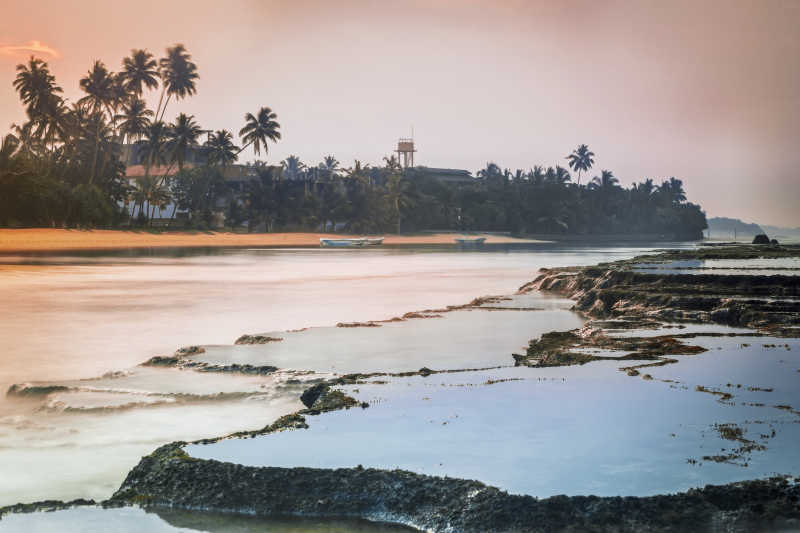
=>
[320,238,367,248]
[364,237,384,246]
[454,236,486,244]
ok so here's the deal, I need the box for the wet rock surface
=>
[234,335,284,345]
[109,443,800,533]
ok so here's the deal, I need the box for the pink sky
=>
[1,0,798,226]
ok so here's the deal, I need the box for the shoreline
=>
[4,244,800,531]
[0,229,542,254]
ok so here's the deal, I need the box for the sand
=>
[0,229,541,253]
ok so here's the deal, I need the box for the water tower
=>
[395,138,416,168]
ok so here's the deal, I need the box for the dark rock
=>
[234,335,284,345]
[141,355,180,367]
[300,383,329,408]
[752,234,770,244]
[0,498,95,518]
[6,384,69,397]
[110,445,800,533]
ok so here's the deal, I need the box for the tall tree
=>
[166,113,202,171]
[239,107,281,156]
[566,144,595,185]
[115,98,152,144]
[155,44,199,122]
[384,174,414,234]
[79,61,116,184]
[121,49,159,97]
[13,56,63,120]
[205,130,239,168]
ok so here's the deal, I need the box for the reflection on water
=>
[633,257,800,276]
[188,337,800,498]
[196,297,582,374]
[0,506,415,532]
[0,243,685,505]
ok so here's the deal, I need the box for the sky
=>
[1,0,799,226]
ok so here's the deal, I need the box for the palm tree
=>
[79,61,116,184]
[477,162,502,180]
[137,121,169,176]
[345,159,371,187]
[78,61,115,115]
[566,144,595,185]
[121,49,159,97]
[385,174,414,234]
[383,155,401,173]
[281,155,305,180]
[116,98,152,144]
[166,113,202,171]
[13,56,63,120]
[155,44,199,122]
[589,170,618,191]
[554,166,572,185]
[656,177,687,207]
[205,130,239,168]
[239,107,281,157]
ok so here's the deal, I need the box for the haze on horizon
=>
[1,0,798,227]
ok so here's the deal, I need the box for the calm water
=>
[188,336,800,497]
[0,243,683,506]
[0,506,416,532]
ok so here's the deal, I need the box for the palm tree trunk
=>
[154,87,167,123]
[88,118,101,185]
[395,198,401,234]
[157,93,172,123]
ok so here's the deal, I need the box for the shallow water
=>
[195,296,582,374]
[633,257,800,276]
[0,243,681,506]
[188,336,800,497]
[0,506,415,532]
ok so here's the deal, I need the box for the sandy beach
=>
[0,229,539,253]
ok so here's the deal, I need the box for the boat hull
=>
[320,238,367,248]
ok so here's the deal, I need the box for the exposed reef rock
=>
[6,383,70,397]
[519,247,800,335]
[514,328,706,368]
[109,444,800,533]
[234,335,284,345]
[0,499,96,519]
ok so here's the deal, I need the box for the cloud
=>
[0,40,60,59]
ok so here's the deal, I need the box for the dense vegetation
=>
[1,47,707,238]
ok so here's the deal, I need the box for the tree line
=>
[1,48,707,239]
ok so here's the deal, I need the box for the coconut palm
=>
[281,155,305,180]
[121,49,159,97]
[566,144,595,185]
[137,121,169,175]
[239,107,281,157]
[78,61,115,116]
[656,177,687,207]
[79,61,117,183]
[205,130,239,168]
[477,162,502,180]
[155,44,199,122]
[589,170,619,191]
[166,113,202,171]
[345,159,371,187]
[115,98,152,144]
[13,56,63,119]
[385,174,414,234]
[554,166,572,185]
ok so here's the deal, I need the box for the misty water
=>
[188,336,800,497]
[0,243,693,508]
[0,506,416,532]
